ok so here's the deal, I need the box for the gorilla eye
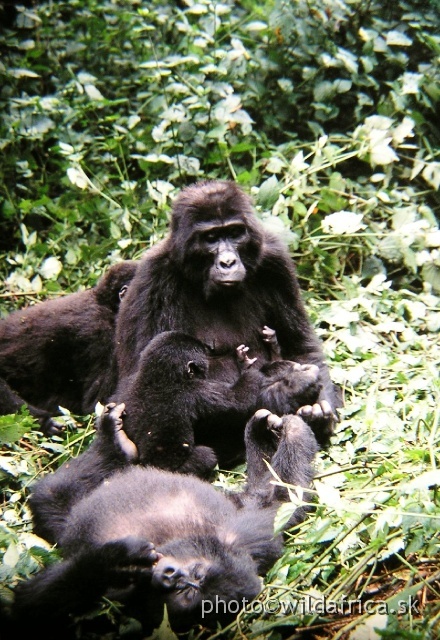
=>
[204,231,218,244]
[228,225,246,239]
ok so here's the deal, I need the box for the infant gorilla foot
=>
[245,409,319,468]
[100,402,139,462]
[245,408,283,457]
[236,344,257,369]
[278,412,317,443]
[250,408,311,442]
[297,399,337,447]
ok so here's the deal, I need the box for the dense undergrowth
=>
[0,0,439,638]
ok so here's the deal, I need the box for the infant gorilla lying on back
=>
[8,407,319,637]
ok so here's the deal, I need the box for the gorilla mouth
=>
[214,275,243,286]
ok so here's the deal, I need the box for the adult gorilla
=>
[116,180,340,463]
[0,261,137,434]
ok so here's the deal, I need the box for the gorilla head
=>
[169,180,264,297]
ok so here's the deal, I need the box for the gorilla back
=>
[0,260,137,433]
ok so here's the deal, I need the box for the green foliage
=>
[0,0,438,297]
[0,0,439,637]
[0,408,36,445]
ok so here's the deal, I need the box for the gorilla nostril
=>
[219,255,237,269]
[160,564,183,586]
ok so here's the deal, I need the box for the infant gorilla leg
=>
[243,409,319,521]
[30,403,139,544]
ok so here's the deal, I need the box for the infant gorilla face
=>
[151,537,261,630]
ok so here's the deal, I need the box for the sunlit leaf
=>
[39,256,63,279]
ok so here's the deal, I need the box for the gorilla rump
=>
[28,330,322,544]
[0,260,137,434]
[115,180,340,458]
[9,409,319,637]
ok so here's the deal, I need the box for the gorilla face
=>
[169,181,264,299]
[153,537,261,631]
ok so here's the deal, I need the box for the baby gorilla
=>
[8,408,319,637]
[29,331,321,544]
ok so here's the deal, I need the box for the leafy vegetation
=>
[0,0,439,638]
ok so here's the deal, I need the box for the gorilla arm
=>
[260,245,342,444]
[10,537,160,629]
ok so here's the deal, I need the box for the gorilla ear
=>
[187,361,204,379]
[119,285,129,301]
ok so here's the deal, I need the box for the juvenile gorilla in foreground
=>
[115,180,341,461]
[29,330,322,544]
[0,260,137,434]
[9,408,319,637]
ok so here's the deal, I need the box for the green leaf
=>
[0,413,35,444]
[257,176,280,209]
[422,263,440,293]
[274,502,298,535]
[146,606,178,640]
[386,30,412,46]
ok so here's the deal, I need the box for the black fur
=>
[28,331,322,545]
[7,409,319,637]
[115,180,340,460]
[0,261,137,434]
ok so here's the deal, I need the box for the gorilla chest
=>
[192,301,261,346]
[191,307,271,381]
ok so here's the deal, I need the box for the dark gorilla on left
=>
[0,260,137,434]
[5,407,319,638]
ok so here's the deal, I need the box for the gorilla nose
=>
[157,563,184,589]
[219,252,237,270]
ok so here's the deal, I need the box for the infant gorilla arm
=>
[10,410,319,636]
[0,260,137,435]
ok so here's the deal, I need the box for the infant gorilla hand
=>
[104,536,162,585]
